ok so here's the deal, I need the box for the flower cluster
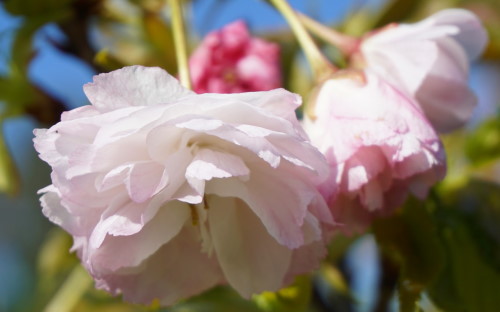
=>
[305,9,487,232]
[189,20,282,93]
[34,7,487,307]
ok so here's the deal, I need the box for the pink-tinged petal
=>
[342,147,387,192]
[171,89,304,138]
[146,124,193,164]
[427,8,488,60]
[208,196,293,297]
[40,186,76,233]
[359,177,384,211]
[205,89,303,131]
[306,190,336,228]
[305,72,445,233]
[40,185,103,238]
[206,165,317,249]
[95,164,131,192]
[283,240,327,285]
[328,194,382,235]
[89,199,144,249]
[33,129,59,165]
[408,163,446,198]
[362,35,438,94]
[88,136,150,176]
[61,105,100,121]
[360,8,488,133]
[83,66,194,111]
[415,39,476,132]
[89,192,167,249]
[393,144,442,179]
[125,162,169,203]
[89,200,190,272]
[301,212,322,244]
[97,227,222,306]
[179,118,319,173]
[416,76,476,133]
[186,149,249,181]
[169,117,284,168]
[265,133,330,181]
[175,118,224,132]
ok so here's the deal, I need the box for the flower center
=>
[188,196,210,226]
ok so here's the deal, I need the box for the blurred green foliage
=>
[373,199,445,312]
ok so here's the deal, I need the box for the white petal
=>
[83,66,194,111]
[415,38,476,132]
[40,187,77,233]
[428,8,488,61]
[206,165,314,249]
[208,196,292,297]
[97,226,222,306]
[186,149,249,181]
[89,200,190,272]
[201,88,302,123]
[126,162,169,203]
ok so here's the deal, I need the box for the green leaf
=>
[9,9,72,74]
[43,265,93,312]
[0,126,20,196]
[0,77,33,118]
[31,228,80,311]
[444,226,500,311]
[169,286,261,312]
[252,275,312,312]
[94,49,127,71]
[465,116,500,166]
[37,229,76,283]
[312,263,354,312]
[429,215,500,312]
[428,180,500,312]
[373,199,445,312]
[0,77,66,124]
[374,199,445,285]
[373,0,424,27]
[4,0,73,18]
[142,11,177,73]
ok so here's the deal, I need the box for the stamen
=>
[189,204,199,226]
[203,196,210,210]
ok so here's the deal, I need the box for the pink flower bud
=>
[189,20,282,93]
[304,71,446,233]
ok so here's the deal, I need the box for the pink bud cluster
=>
[189,21,282,94]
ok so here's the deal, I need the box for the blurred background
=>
[0,0,499,311]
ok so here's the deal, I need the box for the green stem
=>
[169,0,192,89]
[43,265,92,312]
[268,0,335,80]
[0,124,20,196]
[297,12,359,55]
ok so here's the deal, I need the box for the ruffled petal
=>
[83,66,194,111]
[208,196,292,297]
[427,8,488,61]
[89,200,190,272]
[96,227,222,306]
